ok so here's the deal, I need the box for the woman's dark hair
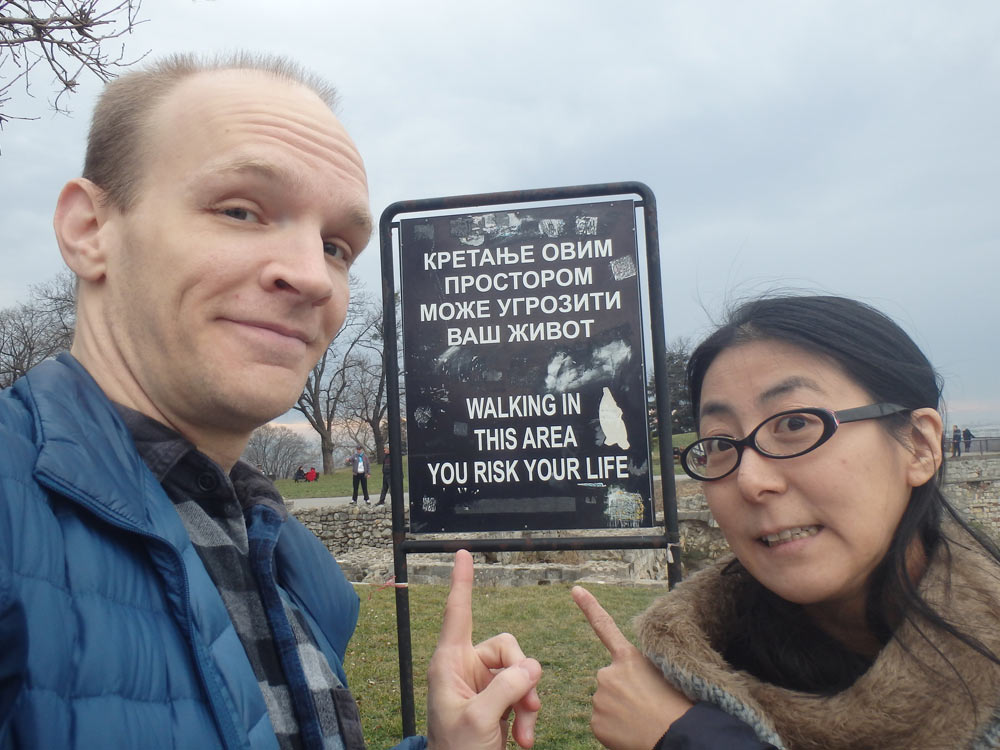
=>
[688,294,1000,691]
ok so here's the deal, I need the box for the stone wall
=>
[293,504,394,553]
[290,502,678,583]
[942,457,1000,539]
[288,456,1000,583]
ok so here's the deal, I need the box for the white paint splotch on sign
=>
[604,486,643,528]
[599,386,629,449]
[575,216,599,235]
[538,218,565,237]
[592,340,631,374]
[544,340,632,392]
[450,212,526,247]
[610,255,637,281]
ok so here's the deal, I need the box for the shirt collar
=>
[113,404,287,518]
[113,403,193,482]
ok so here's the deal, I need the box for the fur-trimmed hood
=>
[635,529,1000,749]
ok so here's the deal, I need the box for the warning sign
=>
[400,200,652,532]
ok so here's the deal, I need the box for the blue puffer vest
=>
[0,354,425,749]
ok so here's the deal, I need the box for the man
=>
[378,445,391,506]
[0,54,540,749]
[349,446,370,504]
[952,424,962,457]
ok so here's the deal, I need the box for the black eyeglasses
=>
[680,403,909,481]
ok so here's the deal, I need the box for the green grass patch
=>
[652,432,697,475]
[276,458,411,499]
[346,581,666,749]
[671,432,696,449]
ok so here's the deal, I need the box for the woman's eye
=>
[774,413,816,432]
[221,207,260,223]
[704,437,735,453]
[712,440,735,453]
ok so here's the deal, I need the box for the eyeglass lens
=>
[685,411,828,479]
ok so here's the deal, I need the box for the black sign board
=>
[400,200,652,532]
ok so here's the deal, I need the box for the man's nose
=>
[261,231,337,305]
[734,446,787,503]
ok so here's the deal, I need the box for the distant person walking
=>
[377,445,391,506]
[964,427,975,454]
[350,446,370,504]
[952,425,962,457]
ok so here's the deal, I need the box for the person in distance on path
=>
[350,445,370,504]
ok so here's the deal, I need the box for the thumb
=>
[474,658,542,717]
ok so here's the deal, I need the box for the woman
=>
[574,295,1000,749]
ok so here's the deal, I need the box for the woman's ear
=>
[53,178,113,283]
[905,408,944,487]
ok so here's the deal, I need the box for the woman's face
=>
[699,340,916,617]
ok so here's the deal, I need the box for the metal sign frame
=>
[378,181,680,738]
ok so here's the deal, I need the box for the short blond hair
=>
[83,52,339,211]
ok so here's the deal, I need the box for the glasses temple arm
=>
[835,402,908,423]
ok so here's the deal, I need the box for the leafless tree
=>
[294,278,377,474]
[28,269,76,337]
[242,423,313,480]
[342,293,402,458]
[0,270,76,387]
[1,303,58,387]
[343,356,384,451]
[1,0,145,127]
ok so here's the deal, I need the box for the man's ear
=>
[53,178,115,282]
[905,407,944,487]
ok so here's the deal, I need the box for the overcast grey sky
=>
[2,0,998,426]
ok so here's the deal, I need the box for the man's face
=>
[98,69,372,437]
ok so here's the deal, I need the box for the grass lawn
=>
[653,431,697,475]
[346,580,666,749]
[276,459,411,499]
[671,432,696,450]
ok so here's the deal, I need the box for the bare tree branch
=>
[1,0,146,129]
[293,277,376,474]
[342,294,396,457]
[242,423,314,480]
[0,269,76,387]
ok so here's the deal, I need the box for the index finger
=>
[437,549,474,647]
[571,585,634,658]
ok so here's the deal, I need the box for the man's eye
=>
[324,241,350,261]
[221,207,260,223]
